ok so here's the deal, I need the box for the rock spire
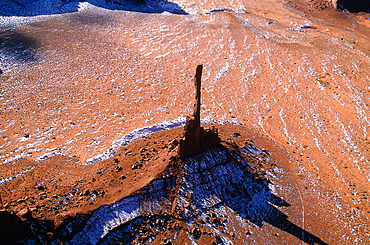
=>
[179,65,220,158]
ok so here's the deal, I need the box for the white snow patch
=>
[85,117,187,164]
[0,166,35,186]
[1,153,26,165]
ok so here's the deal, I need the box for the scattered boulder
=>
[17,208,33,220]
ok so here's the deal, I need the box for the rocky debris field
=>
[1,124,316,244]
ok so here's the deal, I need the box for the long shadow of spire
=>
[265,212,328,245]
[182,146,329,245]
[97,146,329,245]
[0,0,188,17]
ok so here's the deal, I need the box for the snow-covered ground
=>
[0,0,187,17]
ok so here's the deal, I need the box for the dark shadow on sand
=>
[0,0,188,17]
[182,145,329,245]
[337,0,370,13]
[0,0,186,66]
[0,29,39,63]
[99,145,328,245]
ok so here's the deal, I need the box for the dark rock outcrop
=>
[337,0,370,12]
[0,211,32,244]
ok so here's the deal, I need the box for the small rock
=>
[245,139,254,145]
[261,148,269,154]
[167,140,179,152]
[190,227,201,239]
[140,147,147,153]
[131,162,142,169]
[151,147,158,152]
[54,214,65,227]
[220,217,227,223]
[16,198,25,203]
[214,236,223,243]
[17,208,31,218]
[161,238,172,245]
[211,217,220,225]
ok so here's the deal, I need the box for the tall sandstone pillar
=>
[179,65,204,158]
[179,65,220,158]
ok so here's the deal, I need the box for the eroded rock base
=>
[0,124,315,245]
